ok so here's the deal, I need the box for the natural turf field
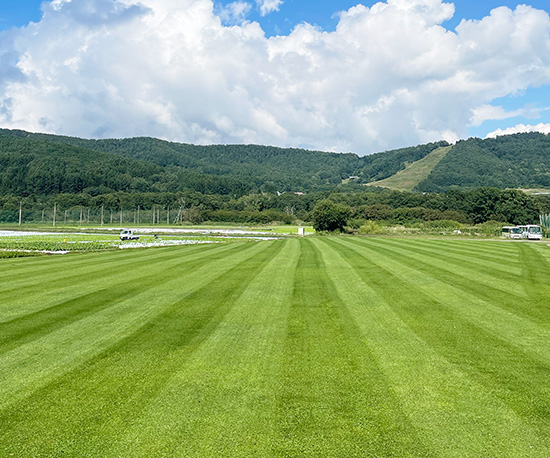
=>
[1,237,550,457]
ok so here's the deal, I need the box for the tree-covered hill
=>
[3,128,550,198]
[0,129,446,196]
[415,133,550,192]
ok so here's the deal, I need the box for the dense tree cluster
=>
[1,187,546,227]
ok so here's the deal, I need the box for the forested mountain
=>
[2,128,550,198]
[0,129,446,196]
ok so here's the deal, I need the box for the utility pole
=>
[53,202,57,227]
[101,206,104,226]
[18,201,22,226]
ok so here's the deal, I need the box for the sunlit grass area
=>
[1,237,550,456]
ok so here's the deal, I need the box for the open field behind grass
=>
[1,237,550,457]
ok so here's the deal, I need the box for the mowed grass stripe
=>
[271,238,432,457]
[411,237,521,261]
[336,238,550,369]
[0,244,224,302]
[0,241,286,457]
[519,244,550,303]
[108,239,301,457]
[0,241,273,411]
[368,237,526,299]
[0,240,174,281]
[356,238,532,319]
[317,237,548,457]
[384,238,523,280]
[332,237,550,449]
[0,242,253,352]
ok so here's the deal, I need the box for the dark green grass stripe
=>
[0,242,217,295]
[0,243,238,322]
[0,243,252,354]
[315,238,546,457]
[348,238,534,319]
[272,238,432,458]
[378,238,523,283]
[332,238,550,443]
[0,241,285,457]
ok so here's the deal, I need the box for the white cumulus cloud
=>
[470,104,541,126]
[217,1,252,24]
[0,0,550,155]
[257,0,283,17]
[486,123,550,138]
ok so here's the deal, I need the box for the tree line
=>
[1,187,547,227]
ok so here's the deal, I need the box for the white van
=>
[501,226,523,239]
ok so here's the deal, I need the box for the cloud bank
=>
[1,0,550,154]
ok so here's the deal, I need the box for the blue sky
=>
[1,0,550,154]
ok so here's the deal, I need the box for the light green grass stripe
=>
[0,241,285,457]
[0,243,235,323]
[335,238,550,364]
[108,238,301,457]
[362,237,528,305]
[0,241,271,412]
[271,239,431,458]
[315,237,547,458]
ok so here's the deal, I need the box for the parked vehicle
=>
[120,229,139,241]
[524,225,543,240]
[502,226,523,239]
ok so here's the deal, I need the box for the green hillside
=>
[366,145,451,191]
[2,128,550,198]
[0,129,447,195]
[416,133,550,192]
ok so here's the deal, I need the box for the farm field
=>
[1,237,550,457]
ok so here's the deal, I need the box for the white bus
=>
[524,225,543,240]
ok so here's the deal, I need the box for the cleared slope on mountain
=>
[365,145,452,191]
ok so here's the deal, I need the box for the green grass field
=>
[1,237,550,457]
